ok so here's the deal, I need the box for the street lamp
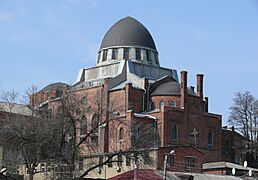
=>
[163,150,175,180]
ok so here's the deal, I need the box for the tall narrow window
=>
[92,115,99,134]
[146,50,151,64]
[112,48,118,60]
[80,116,87,137]
[135,48,141,60]
[119,127,124,141]
[102,50,107,62]
[97,52,101,63]
[172,124,178,141]
[91,115,99,145]
[154,53,159,65]
[123,48,129,59]
[208,130,213,149]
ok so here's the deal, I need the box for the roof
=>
[151,81,180,96]
[158,171,244,180]
[109,80,144,91]
[39,82,68,92]
[0,102,32,116]
[134,113,157,120]
[109,169,162,180]
[100,16,157,50]
[203,162,258,172]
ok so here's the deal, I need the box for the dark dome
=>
[100,17,157,50]
[151,81,180,96]
[40,82,68,92]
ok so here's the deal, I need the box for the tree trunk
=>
[28,172,34,180]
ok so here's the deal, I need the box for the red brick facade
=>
[157,146,204,173]
[221,126,246,164]
[30,69,224,173]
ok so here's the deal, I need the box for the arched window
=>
[92,115,99,134]
[172,124,178,141]
[119,127,124,141]
[159,101,165,109]
[80,116,87,136]
[208,130,213,149]
[81,96,87,105]
[169,100,176,107]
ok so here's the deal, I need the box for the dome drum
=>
[97,46,159,66]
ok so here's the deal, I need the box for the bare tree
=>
[0,88,64,180]
[0,86,160,180]
[228,91,258,166]
[1,89,19,113]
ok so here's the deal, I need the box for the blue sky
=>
[0,0,258,125]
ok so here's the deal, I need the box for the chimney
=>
[204,97,208,112]
[197,74,204,98]
[180,71,188,108]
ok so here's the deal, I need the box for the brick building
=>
[221,126,247,164]
[29,17,224,178]
[0,102,32,178]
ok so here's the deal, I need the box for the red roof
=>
[109,169,162,180]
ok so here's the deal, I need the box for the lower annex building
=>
[27,17,246,179]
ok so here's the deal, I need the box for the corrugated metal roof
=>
[100,17,157,50]
[157,171,245,180]
[203,161,258,172]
